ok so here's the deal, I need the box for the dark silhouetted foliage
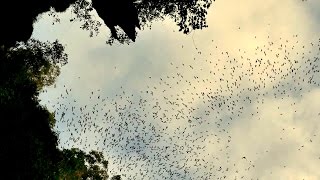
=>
[57,148,111,179]
[71,0,214,44]
[1,0,213,46]
[0,40,119,179]
[0,39,66,179]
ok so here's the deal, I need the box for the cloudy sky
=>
[33,0,320,179]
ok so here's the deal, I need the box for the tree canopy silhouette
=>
[57,148,111,179]
[0,0,213,46]
[0,39,65,179]
[0,40,119,179]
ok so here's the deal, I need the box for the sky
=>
[33,0,320,179]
